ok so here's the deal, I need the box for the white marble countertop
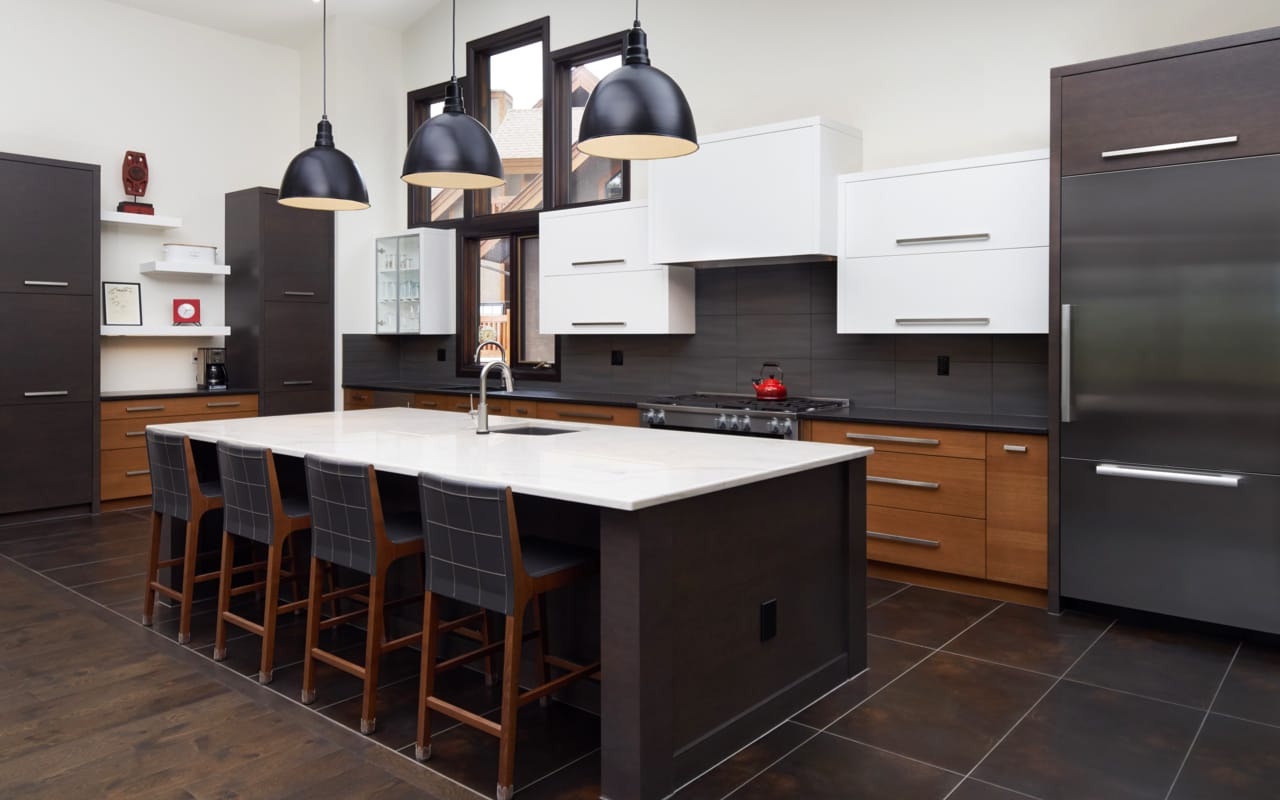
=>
[149,408,871,511]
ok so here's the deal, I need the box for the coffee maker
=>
[195,347,228,391]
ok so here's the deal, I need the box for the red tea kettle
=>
[752,362,788,400]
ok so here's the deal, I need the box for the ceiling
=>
[107,0,441,49]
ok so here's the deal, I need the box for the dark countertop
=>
[100,387,259,401]
[343,381,1049,433]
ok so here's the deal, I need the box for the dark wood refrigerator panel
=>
[262,197,334,304]
[263,301,333,392]
[0,154,97,295]
[261,389,333,416]
[0,293,95,405]
[0,403,93,514]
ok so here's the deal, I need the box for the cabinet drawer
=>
[101,394,258,421]
[540,268,695,335]
[261,389,332,417]
[492,399,537,419]
[101,447,153,501]
[0,403,92,514]
[541,204,651,277]
[986,434,1048,589]
[536,402,639,427]
[1061,39,1280,176]
[264,301,332,391]
[867,451,985,519]
[100,409,257,451]
[344,388,375,410]
[837,247,1048,334]
[843,157,1048,258]
[412,392,457,412]
[0,293,94,405]
[866,506,986,579]
[808,420,986,459]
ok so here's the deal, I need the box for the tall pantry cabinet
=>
[225,187,335,416]
[0,153,99,515]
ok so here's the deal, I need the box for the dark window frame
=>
[549,30,631,210]
[405,78,464,228]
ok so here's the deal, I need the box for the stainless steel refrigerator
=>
[1059,154,1280,634]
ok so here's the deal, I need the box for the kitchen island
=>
[150,407,871,800]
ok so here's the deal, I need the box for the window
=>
[461,232,557,373]
[406,81,465,224]
[551,33,629,207]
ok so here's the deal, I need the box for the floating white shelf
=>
[100,325,230,337]
[139,260,230,276]
[101,210,183,229]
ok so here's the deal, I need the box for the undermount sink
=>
[488,425,577,436]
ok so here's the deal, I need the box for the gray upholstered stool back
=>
[304,454,379,575]
[217,441,278,545]
[417,472,517,616]
[146,429,193,520]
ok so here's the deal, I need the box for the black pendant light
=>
[279,0,370,211]
[576,0,697,160]
[401,0,504,189]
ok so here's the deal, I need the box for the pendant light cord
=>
[451,0,457,80]
[322,0,328,118]
[635,0,640,25]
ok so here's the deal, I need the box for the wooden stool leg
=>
[360,571,386,734]
[142,510,162,626]
[301,556,324,704]
[286,535,305,610]
[482,611,495,687]
[213,531,235,661]
[497,605,525,800]
[531,595,551,707]
[259,540,284,684]
[177,513,200,645]
[414,591,441,761]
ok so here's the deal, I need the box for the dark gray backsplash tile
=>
[993,362,1049,416]
[400,335,457,381]
[994,334,1049,364]
[670,315,735,359]
[738,358,811,397]
[895,360,993,414]
[811,315,896,360]
[811,265,838,314]
[736,314,812,359]
[694,267,737,316]
[896,334,994,363]
[610,356,672,394]
[737,264,812,315]
[610,334,670,358]
[558,338,613,391]
[670,358,738,394]
[812,359,895,406]
[342,334,400,384]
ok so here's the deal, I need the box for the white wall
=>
[0,0,301,392]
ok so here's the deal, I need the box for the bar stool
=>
[414,472,601,800]
[301,454,491,735]
[212,441,309,684]
[142,430,224,645]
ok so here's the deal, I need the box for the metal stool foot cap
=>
[212,648,226,662]
[301,689,317,704]
[414,743,432,762]
[178,632,191,645]
[360,717,376,735]
[142,615,153,626]
[258,670,273,685]
[496,784,513,800]
[539,696,550,708]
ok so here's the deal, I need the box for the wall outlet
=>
[611,350,624,366]
[760,599,777,642]
[437,348,447,362]
[937,355,950,376]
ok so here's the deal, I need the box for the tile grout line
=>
[36,549,151,573]
[514,746,601,796]
[865,582,912,610]
[793,720,968,778]
[1058,676,1219,715]
[938,619,1116,800]
[1162,642,1241,800]
[870,631,1065,681]
[1206,709,1280,733]
[720,599,1008,800]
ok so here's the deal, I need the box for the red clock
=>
[173,298,201,324]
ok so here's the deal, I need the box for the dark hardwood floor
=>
[3,508,1280,799]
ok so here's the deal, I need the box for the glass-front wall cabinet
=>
[375,229,456,335]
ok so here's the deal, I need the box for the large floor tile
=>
[1168,713,1280,800]
[828,651,1052,773]
[1211,642,1280,728]
[867,587,1000,649]
[673,721,814,799]
[1065,623,1237,709]
[39,553,146,587]
[515,750,601,799]
[793,636,931,728]
[945,605,1111,676]
[974,680,1203,800]
[731,730,960,800]
[946,779,1041,800]
[867,577,908,607]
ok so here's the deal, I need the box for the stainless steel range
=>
[637,393,849,440]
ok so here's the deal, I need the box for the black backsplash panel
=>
[343,263,1048,415]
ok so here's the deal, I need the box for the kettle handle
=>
[759,362,784,381]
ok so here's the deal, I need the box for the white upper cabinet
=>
[375,228,455,335]
[539,202,694,335]
[649,118,863,265]
[837,150,1050,334]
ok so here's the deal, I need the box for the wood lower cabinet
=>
[805,419,1047,596]
[344,388,375,410]
[410,392,539,419]
[536,401,639,427]
[99,393,258,504]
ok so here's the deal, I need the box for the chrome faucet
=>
[473,341,514,434]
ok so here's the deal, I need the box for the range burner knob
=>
[654,409,666,426]
[642,409,656,424]
[715,414,729,430]
[767,417,781,434]
[740,415,752,431]
[780,418,793,435]
[728,415,741,430]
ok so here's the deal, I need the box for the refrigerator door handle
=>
[1061,304,1073,423]
[1095,463,1242,488]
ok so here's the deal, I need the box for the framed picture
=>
[103,281,142,326]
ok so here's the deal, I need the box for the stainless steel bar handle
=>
[558,411,614,421]
[283,290,316,297]
[895,233,991,246]
[867,531,941,548]
[895,318,991,326]
[126,469,151,477]
[24,280,70,287]
[1061,304,1073,423]
[1003,444,1028,453]
[125,431,146,437]
[867,476,941,490]
[571,258,627,266]
[846,432,940,446]
[1095,464,1241,488]
[571,321,627,327]
[281,380,314,386]
[206,401,241,408]
[417,400,438,408]
[1101,136,1238,159]
[125,405,165,412]
[24,390,69,397]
